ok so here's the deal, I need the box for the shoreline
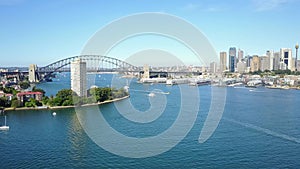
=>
[4,95,129,112]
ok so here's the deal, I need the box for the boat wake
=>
[130,89,170,95]
[224,117,300,144]
[233,86,247,89]
[248,90,265,93]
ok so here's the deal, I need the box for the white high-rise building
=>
[237,61,247,73]
[71,58,87,97]
[210,62,217,73]
[266,50,274,70]
[280,48,292,70]
[291,58,295,71]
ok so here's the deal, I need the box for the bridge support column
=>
[143,64,150,78]
[29,64,39,83]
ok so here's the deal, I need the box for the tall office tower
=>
[296,43,299,71]
[219,52,227,72]
[273,52,280,70]
[260,56,270,71]
[280,48,292,70]
[266,50,274,70]
[238,49,244,62]
[245,55,253,67]
[210,62,217,73]
[71,58,87,97]
[229,47,236,72]
[250,55,260,72]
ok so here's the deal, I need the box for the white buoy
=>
[52,112,56,116]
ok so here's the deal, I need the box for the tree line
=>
[0,86,128,108]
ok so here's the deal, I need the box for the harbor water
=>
[0,73,300,168]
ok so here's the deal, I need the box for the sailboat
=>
[0,116,9,130]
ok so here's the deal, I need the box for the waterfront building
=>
[279,62,287,70]
[229,47,236,72]
[291,58,296,71]
[245,55,253,68]
[266,50,274,70]
[5,94,13,101]
[273,52,280,70]
[71,58,87,97]
[238,49,244,62]
[29,64,39,83]
[260,56,270,71]
[219,52,227,72]
[296,43,299,71]
[250,55,260,72]
[17,91,43,104]
[237,61,247,73]
[280,48,292,70]
[0,69,8,72]
[210,62,217,73]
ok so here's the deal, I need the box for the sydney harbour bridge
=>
[36,55,141,81]
[1,55,201,82]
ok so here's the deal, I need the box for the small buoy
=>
[52,112,57,116]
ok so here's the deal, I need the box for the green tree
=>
[0,97,8,107]
[50,89,75,106]
[19,81,30,90]
[24,98,42,107]
[32,87,46,96]
[62,99,73,106]
[3,87,17,95]
[41,96,49,105]
[11,99,20,108]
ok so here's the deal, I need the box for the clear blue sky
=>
[1,0,300,66]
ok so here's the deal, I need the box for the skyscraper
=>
[273,52,280,70]
[266,50,274,70]
[260,56,270,71]
[210,62,217,73]
[245,55,253,68]
[229,47,236,72]
[219,52,227,72]
[71,58,87,97]
[250,55,260,72]
[296,43,299,71]
[238,49,244,62]
[280,48,292,70]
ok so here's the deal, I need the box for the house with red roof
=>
[17,91,43,103]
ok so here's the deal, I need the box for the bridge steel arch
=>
[37,55,140,80]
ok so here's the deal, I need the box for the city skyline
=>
[1,0,300,66]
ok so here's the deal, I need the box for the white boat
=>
[148,93,155,97]
[52,112,57,116]
[0,116,9,130]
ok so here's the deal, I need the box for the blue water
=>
[0,73,300,168]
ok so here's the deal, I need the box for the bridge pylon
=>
[29,64,40,83]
